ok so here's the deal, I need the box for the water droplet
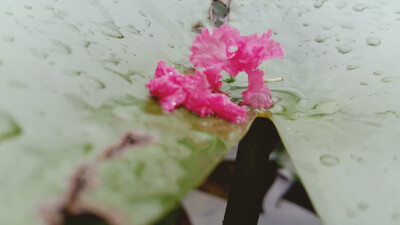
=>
[5,11,13,16]
[148,33,154,37]
[168,43,175,49]
[314,0,327,8]
[320,154,340,166]
[0,111,22,143]
[360,81,368,86]
[85,76,106,89]
[352,4,368,12]
[63,70,85,76]
[321,25,334,30]
[303,23,309,27]
[125,24,141,36]
[3,36,15,42]
[341,22,354,30]
[366,37,381,46]
[346,65,361,70]
[50,40,72,54]
[336,44,353,54]
[45,5,55,11]
[98,21,124,39]
[144,19,151,28]
[358,202,368,211]
[380,76,399,83]
[138,10,147,17]
[270,104,285,113]
[24,5,32,9]
[372,71,382,76]
[314,35,329,43]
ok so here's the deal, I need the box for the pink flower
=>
[189,25,283,109]
[146,61,247,123]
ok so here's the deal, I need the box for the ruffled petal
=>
[146,61,247,123]
[189,25,240,69]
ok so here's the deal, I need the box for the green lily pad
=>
[230,0,400,224]
[0,1,255,224]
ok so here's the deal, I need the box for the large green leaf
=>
[0,1,255,224]
[2,0,399,225]
[229,0,400,224]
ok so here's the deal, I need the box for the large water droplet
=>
[380,76,399,83]
[366,37,381,46]
[314,0,327,8]
[346,65,361,70]
[336,44,353,54]
[352,4,368,12]
[320,154,340,166]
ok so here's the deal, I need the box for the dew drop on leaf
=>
[380,76,399,83]
[336,44,353,54]
[366,37,381,46]
[320,154,339,166]
[346,65,361,71]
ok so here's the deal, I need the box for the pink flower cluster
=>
[190,25,284,109]
[146,61,247,123]
[146,25,283,123]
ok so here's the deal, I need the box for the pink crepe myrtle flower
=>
[189,25,283,109]
[146,61,247,123]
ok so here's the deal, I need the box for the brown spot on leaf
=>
[41,130,154,225]
[192,22,204,34]
[102,130,154,159]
